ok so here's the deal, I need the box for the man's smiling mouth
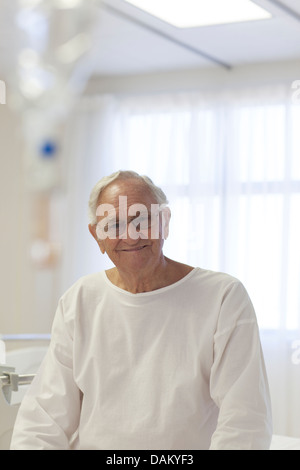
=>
[120,245,148,252]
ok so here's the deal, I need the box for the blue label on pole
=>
[40,140,57,158]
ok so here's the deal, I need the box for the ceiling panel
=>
[0,0,300,78]
[94,0,300,73]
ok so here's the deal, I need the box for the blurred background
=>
[0,0,300,446]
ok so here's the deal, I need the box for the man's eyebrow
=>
[115,214,144,222]
[100,213,117,222]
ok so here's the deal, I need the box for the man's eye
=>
[133,216,150,230]
[140,217,150,228]
[113,223,122,234]
[103,222,118,232]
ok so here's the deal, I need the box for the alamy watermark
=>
[291,339,300,366]
[291,80,300,104]
[0,79,6,105]
[95,196,169,241]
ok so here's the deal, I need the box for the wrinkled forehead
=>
[98,178,157,210]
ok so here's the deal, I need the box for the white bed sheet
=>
[270,435,300,450]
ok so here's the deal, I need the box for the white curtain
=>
[61,84,300,438]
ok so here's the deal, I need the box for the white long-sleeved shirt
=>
[10,268,272,450]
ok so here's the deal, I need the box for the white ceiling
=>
[1,0,300,79]
[93,0,300,75]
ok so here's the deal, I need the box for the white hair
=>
[88,170,169,225]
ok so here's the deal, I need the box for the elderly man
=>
[11,170,272,450]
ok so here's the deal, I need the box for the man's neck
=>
[106,258,193,294]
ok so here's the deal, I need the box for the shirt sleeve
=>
[209,281,273,450]
[10,299,81,450]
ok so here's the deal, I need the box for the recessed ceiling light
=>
[124,0,272,28]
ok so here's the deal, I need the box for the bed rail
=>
[0,365,36,404]
[0,335,50,404]
[0,334,51,341]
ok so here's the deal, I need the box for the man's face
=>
[89,178,170,272]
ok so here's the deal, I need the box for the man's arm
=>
[10,300,81,450]
[209,282,272,450]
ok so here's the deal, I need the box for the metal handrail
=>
[0,366,36,404]
[0,335,50,404]
[0,374,36,387]
[0,334,51,341]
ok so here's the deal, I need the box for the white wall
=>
[0,103,31,335]
[86,59,300,96]
[0,103,60,337]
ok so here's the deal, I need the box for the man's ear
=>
[88,224,106,254]
[88,223,98,241]
[161,207,171,240]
